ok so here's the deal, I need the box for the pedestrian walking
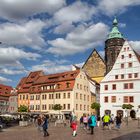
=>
[37,115,43,131]
[71,115,78,137]
[83,114,88,129]
[102,113,110,130]
[42,115,49,137]
[80,115,83,127]
[115,114,122,130]
[97,115,100,127]
[88,113,97,135]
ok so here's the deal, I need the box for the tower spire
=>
[108,17,123,39]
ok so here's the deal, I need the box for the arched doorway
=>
[105,110,111,115]
[117,110,123,117]
[130,110,136,118]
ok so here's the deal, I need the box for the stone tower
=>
[105,17,125,74]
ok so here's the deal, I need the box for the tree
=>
[122,104,134,110]
[52,104,62,111]
[91,102,101,115]
[18,105,28,112]
[122,104,134,125]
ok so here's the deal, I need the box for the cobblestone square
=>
[0,120,140,140]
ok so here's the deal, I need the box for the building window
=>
[63,104,66,110]
[80,94,82,100]
[129,54,132,58]
[127,47,129,51]
[115,75,118,79]
[87,105,89,111]
[129,96,134,103]
[49,94,51,99]
[66,82,70,88]
[104,96,108,103]
[134,73,138,78]
[67,92,70,98]
[87,95,89,101]
[111,96,116,103]
[77,84,79,89]
[67,104,70,110]
[112,84,116,90]
[20,95,22,100]
[121,63,124,68]
[124,83,134,89]
[121,55,124,59]
[80,104,82,110]
[124,96,128,103]
[84,95,86,101]
[124,48,126,51]
[76,104,78,110]
[129,83,133,89]
[57,84,61,89]
[63,93,66,99]
[124,83,128,89]
[80,84,82,90]
[128,73,132,78]
[104,85,108,90]
[128,62,132,67]
[76,93,78,99]
[59,93,61,99]
[121,74,124,79]
[84,105,86,111]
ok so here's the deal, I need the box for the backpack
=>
[88,117,92,124]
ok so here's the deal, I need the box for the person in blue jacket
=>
[88,113,97,135]
[42,115,49,137]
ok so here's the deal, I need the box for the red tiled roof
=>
[17,70,80,93]
[0,84,12,94]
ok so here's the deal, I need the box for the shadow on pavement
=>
[111,132,140,140]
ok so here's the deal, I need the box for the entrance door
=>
[130,110,136,118]
[105,110,111,115]
[117,110,123,117]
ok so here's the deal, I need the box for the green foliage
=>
[52,104,62,111]
[18,105,28,112]
[122,104,134,109]
[91,102,101,110]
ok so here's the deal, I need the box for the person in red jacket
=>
[71,115,78,137]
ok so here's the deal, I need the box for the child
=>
[71,116,78,137]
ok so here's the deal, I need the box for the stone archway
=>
[117,110,123,117]
[105,110,111,115]
[130,110,136,118]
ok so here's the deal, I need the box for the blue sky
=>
[0,0,140,87]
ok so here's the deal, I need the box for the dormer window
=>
[57,84,61,89]
[66,82,70,88]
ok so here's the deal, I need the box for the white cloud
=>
[98,0,140,16]
[129,41,140,54]
[53,1,96,24]
[119,23,126,28]
[31,59,71,74]
[0,68,27,75]
[0,76,12,83]
[53,22,75,34]
[0,19,46,49]
[0,47,41,66]
[48,22,109,55]
[0,0,66,20]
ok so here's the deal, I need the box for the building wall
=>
[100,41,140,118]
[8,95,18,113]
[18,93,30,108]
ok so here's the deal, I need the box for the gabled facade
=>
[100,41,140,118]
[82,49,106,83]
[0,84,12,113]
[17,69,98,120]
[17,71,44,109]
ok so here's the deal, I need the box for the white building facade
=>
[100,41,140,118]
